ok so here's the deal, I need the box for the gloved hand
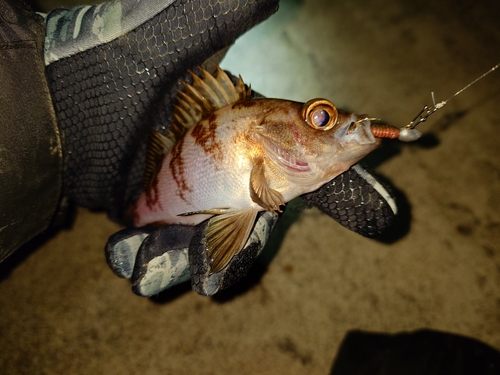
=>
[44,0,280,218]
[105,164,397,296]
[43,0,398,296]
[42,0,281,295]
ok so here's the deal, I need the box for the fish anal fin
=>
[142,130,174,191]
[250,158,285,213]
[205,209,258,274]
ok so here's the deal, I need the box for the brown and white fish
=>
[134,67,382,273]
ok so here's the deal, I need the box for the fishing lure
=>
[375,63,500,142]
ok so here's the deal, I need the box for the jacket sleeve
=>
[0,0,63,262]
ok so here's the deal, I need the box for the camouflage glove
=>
[43,0,397,296]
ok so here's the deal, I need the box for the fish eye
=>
[301,99,339,131]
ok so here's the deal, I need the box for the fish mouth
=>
[336,115,377,144]
[261,138,311,173]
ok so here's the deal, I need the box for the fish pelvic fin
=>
[172,66,252,135]
[205,208,258,274]
[250,157,285,213]
[142,130,174,192]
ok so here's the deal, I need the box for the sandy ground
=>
[1,0,500,374]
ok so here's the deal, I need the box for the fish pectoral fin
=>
[250,158,285,213]
[142,130,175,192]
[205,208,258,274]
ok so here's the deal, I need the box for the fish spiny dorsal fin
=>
[142,66,251,194]
[200,68,232,104]
[234,74,252,100]
[170,66,252,134]
[214,66,252,102]
[142,130,174,192]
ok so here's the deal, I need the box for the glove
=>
[43,0,398,296]
[301,164,398,239]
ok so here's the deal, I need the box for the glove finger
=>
[301,164,398,238]
[105,227,153,279]
[189,211,278,296]
[131,225,197,297]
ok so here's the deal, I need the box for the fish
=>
[133,66,382,274]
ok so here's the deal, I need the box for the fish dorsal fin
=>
[142,130,174,191]
[250,157,285,213]
[142,67,251,194]
[169,66,252,138]
[204,208,258,274]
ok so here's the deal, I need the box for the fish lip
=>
[259,136,311,173]
[336,115,377,144]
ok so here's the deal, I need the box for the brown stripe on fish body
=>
[169,138,191,203]
[145,172,161,210]
[191,113,223,163]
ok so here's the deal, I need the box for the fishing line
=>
[406,62,500,130]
